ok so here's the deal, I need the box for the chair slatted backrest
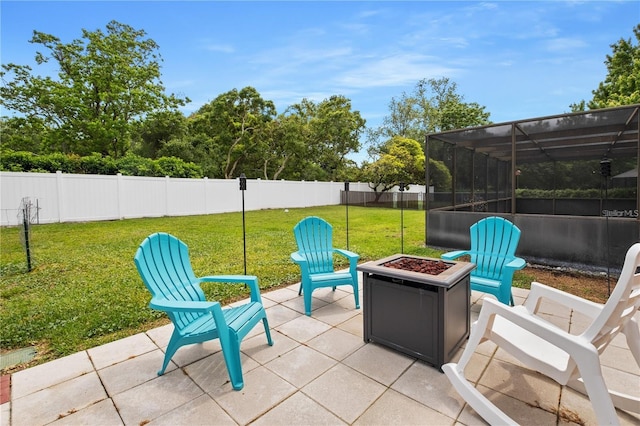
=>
[469,217,521,280]
[586,243,640,354]
[134,232,206,330]
[293,216,334,275]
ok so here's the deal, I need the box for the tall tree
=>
[0,20,188,157]
[362,136,426,200]
[367,77,490,188]
[0,116,47,153]
[362,135,451,197]
[369,77,491,146]
[590,24,640,108]
[571,24,640,111]
[414,77,491,133]
[189,87,276,179]
[132,110,188,158]
[307,95,366,181]
[254,109,308,180]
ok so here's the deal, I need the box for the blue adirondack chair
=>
[441,216,525,305]
[291,216,360,316]
[134,232,273,390]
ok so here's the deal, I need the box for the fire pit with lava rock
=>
[357,253,476,368]
[382,257,452,275]
[357,253,473,287]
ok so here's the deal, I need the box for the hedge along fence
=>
[0,150,203,178]
[1,171,385,226]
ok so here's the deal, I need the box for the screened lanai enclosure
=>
[425,104,640,272]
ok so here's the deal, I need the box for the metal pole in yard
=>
[23,205,32,272]
[600,159,612,296]
[345,181,350,250]
[399,183,405,254]
[239,174,247,275]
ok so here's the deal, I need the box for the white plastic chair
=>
[443,243,640,425]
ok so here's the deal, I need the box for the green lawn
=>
[1,205,444,367]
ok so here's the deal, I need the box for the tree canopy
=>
[0,20,189,158]
[571,24,640,110]
[363,136,425,195]
[368,77,491,145]
[364,78,487,194]
[590,24,640,108]
[2,20,492,185]
[187,87,277,179]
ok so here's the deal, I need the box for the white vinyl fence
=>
[1,171,379,226]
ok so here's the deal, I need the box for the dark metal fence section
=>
[341,190,638,219]
[340,191,426,210]
[427,210,639,272]
[516,198,637,217]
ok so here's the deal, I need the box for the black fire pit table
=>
[357,254,475,369]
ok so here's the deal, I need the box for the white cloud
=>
[544,37,588,52]
[357,9,384,19]
[201,41,235,53]
[335,53,459,88]
[250,45,352,67]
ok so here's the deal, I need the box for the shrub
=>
[156,156,203,178]
[115,153,161,176]
[76,153,118,175]
[0,149,201,178]
[34,152,74,173]
[517,187,635,199]
[0,150,37,172]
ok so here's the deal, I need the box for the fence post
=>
[55,170,63,223]
[165,176,170,216]
[203,177,208,214]
[117,173,124,219]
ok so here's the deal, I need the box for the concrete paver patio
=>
[2,277,639,425]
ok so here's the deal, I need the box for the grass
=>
[1,205,446,370]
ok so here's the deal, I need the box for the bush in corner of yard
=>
[0,149,37,171]
[156,156,203,178]
[76,153,118,175]
[115,153,162,176]
[34,152,75,173]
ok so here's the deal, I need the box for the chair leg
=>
[442,308,518,425]
[159,331,182,375]
[442,363,515,425]
[577,360,621,425]
[262,317,273,346]
[304,287,313,316]
[568,317,640,416]
[622,317,640,366]
[219,334,244,390]
[353,282,360,309]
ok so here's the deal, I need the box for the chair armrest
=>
[149,298,219,313]
[524,281,603,318]
[199,275,258,284]
[505,257,526,271]
[441,250,470,260]
[334,249,359,261]
[291,251,311,279]
[290,251,308,265]
[479,298,590,353]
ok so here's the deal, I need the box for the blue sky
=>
[2,1,639,161]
